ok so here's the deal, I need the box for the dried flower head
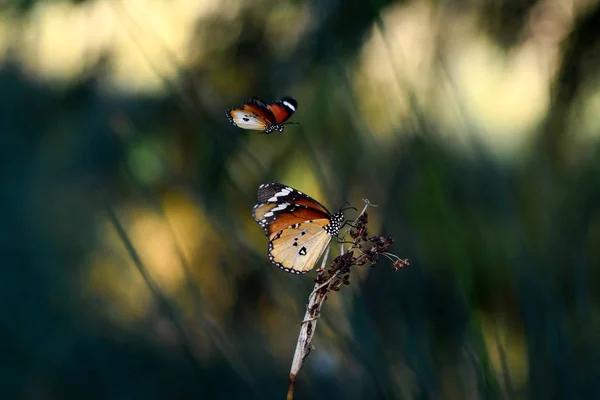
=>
[310,202,409,303]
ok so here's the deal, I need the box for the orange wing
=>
[267,97,297,124]
[243,99,276,125]
[289,197,330,215]
[252,201,331,237]
[266,208,331,238]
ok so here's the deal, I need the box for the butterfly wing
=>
[256,182,330,214]
[252,182,341,274]
[267,97,297,124]
[253,183,332,236]
[226,98,277,131]
[244,98,277,124]
[226,109,270,130]
[253,201,332,237]
[268,221,332,274]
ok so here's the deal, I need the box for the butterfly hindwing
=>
[226,109,269,131]
[268,221,333,274]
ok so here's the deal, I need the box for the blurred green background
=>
[2,0,600,398]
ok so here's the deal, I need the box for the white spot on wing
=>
[267,188,291,202]
[264,202,290,217]
[283,101,295,111]
[273,203,289,211]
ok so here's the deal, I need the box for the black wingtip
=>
[278,96,297,111]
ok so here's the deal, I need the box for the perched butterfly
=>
[226,97,298,134]
[252,183,344,274]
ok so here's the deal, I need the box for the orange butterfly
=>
[226,97,297,134]
[252,183,344,274]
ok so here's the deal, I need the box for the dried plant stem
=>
[287,245,332,400]
[287,200,372,399]
[287,200,371,400]
[286,199,409,399]
[286,246,387,400]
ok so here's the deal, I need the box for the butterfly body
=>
[226,97,297,134]
[252,183,344,274]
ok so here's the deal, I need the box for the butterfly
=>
[252,182,345,274]
[226,97,298,134]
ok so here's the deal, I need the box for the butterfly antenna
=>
[336,201,353,213]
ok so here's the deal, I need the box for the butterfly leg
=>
[341,220,357,229]
[301,316,320,324]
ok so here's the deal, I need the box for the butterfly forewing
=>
[268,221,332,274]
[256,183,331,215]
[252,202,282,235]
[252,203,279,222]
[252,201,331,237]
[244,99,277,125]
[272,208,333,237]
[267,97,297,124]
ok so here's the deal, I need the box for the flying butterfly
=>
[226,97,298,134]
[252,182,345,274]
